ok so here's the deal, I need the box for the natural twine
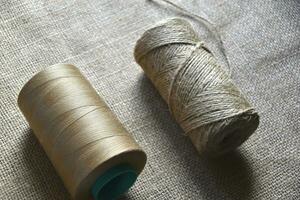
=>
[134,18,259,155]
[18,64,146,199]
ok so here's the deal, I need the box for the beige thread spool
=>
[134,18,259,155]
[18,64,146,200]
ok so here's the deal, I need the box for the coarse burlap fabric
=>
[0,0,299,199]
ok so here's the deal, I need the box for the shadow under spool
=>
[18,64,147,200]
[134,18,259,155]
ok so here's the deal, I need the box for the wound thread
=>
[134,18,259,155]
[18,64,147,200]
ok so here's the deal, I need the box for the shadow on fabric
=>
[201,152,254,200]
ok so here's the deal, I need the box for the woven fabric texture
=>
[0,0,299,199]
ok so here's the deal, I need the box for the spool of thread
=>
[18,64,147,200]
[134,18,259,155]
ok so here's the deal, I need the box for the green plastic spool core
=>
[91,164,137,200]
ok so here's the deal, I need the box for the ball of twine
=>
[134,18,259,155]
[18,64,146,199]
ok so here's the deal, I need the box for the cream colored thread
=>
[17,64,147,199]
[134,18,259,155]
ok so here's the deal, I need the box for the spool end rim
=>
[91,164,137,200]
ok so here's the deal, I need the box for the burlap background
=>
[0,0,299,199]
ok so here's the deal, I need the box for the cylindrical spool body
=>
[134,18,259,155]
[18,64,146,199]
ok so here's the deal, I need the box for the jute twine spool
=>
[134,18,259,155]
[18,64,146,200]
